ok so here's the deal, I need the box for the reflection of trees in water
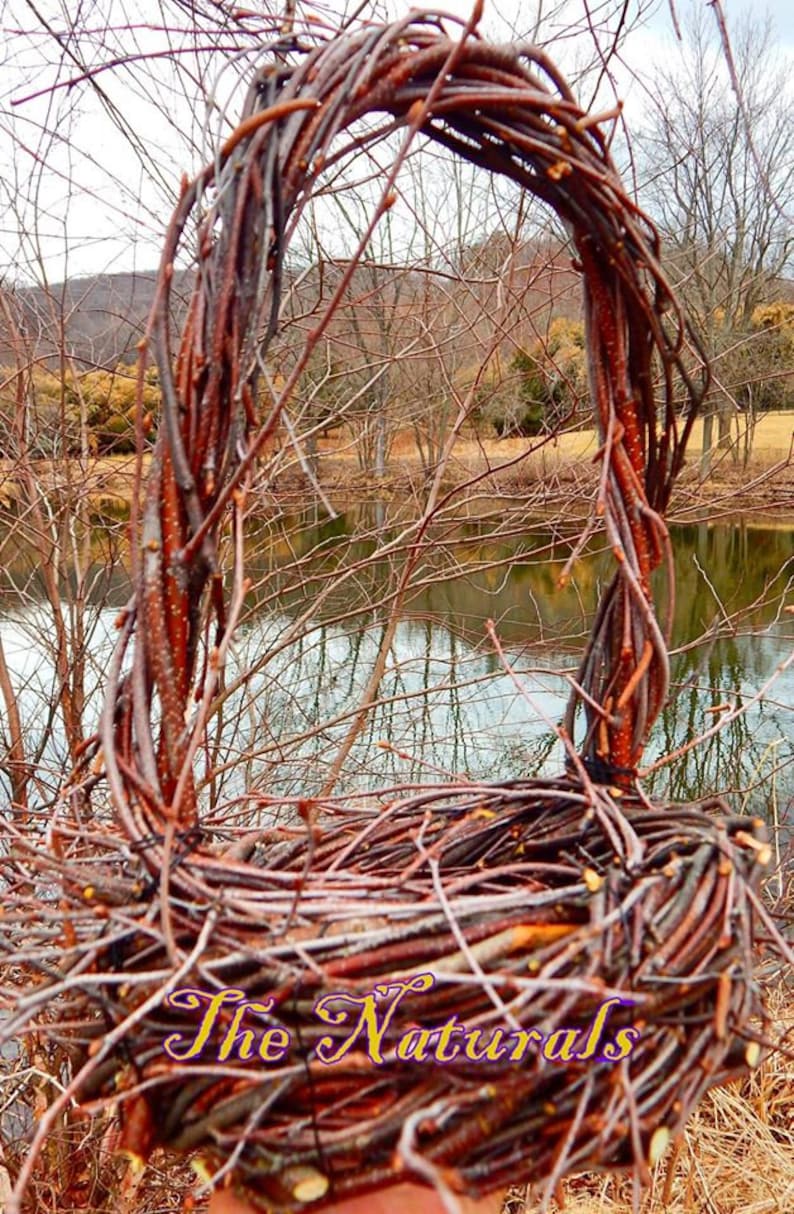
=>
[242,510,793,651]
[206,595,792,824]
[650,633,793,813]
[1,514,792,816]
[672,521,794,646]
[213,615,570,803]
[639,519,794,812]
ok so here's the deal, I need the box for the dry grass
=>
[0,453,147,511]
[507,978,794,1214]
[2,412,792,513]
[360,411,794,468]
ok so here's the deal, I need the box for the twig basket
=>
[3,12,782,1213]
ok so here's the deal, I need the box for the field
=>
[3,411,791,517]
[367,410,794,473]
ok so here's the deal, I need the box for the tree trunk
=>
[717,403,736,463]
[306,429,318,480]
[742,386,756,470]
[374,410,386,479]
[700,405,715,476]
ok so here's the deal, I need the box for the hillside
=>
[0,267,195,370]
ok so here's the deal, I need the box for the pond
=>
[1,510,792,832]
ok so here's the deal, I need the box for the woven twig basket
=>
[4,12,781,1214]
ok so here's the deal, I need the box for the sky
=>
[0,0,791,285]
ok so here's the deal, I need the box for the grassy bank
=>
[2,412,792,518]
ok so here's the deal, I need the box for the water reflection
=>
[1,512,792,820]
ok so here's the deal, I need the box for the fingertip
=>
[207,1180,505,1214]
[324,1182,505,1214]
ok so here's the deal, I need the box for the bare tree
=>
[638,5,793,471]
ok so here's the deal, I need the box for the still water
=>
[1,511,792,824]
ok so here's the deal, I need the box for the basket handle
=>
[100,15,708,836]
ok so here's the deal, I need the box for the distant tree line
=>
[1,280,792,465]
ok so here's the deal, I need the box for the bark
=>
[700,406,715,476]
